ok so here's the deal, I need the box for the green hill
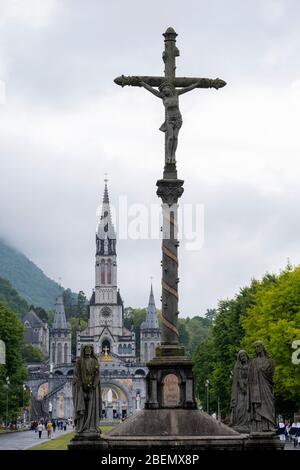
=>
[0,239,64,310]
[0,276,29,318]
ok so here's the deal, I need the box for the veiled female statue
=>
[248,341,275,433]
[72,344,101,436]
[230,350,250,432]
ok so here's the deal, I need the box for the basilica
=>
[26,181,161,421]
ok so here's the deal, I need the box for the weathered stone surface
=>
[108,410,240,436]
[163,374,180,407]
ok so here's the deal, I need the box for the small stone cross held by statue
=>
[114,27,226,169]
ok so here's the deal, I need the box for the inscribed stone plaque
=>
[163,373,180,406]
[0,340,5,365]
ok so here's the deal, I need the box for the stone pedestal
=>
[145,348,197,410]
[68,431,102,451]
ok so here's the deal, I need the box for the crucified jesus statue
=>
[139,78,223,163]
[114,27,226,168]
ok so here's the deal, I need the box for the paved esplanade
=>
[0,428,72,450]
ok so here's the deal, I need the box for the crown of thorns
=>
[158,80,175,92]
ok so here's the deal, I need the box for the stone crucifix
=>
[114,27,226,171]
[115,28,226,352]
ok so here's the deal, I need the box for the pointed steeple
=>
[141,283,159,330]
[103,177,109,204]
[53,289,68,330]
[96,177,116,254]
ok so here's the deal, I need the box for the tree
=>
[0,276,29,318]
[205,308,216,323]
[70,317,88,356]
[0,304,28,423]
[77,291,88,320]
[124,308,147,357]
[23,345,45,363]
[63,288,77,318]
[30,306,49,324]
[178,319,189,350]
[241,266,300,415]
[193,279,269,416]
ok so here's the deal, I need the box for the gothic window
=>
[150,343,155,360]
[64,343,68,363]
[118,344,122,354]
[57,343,62,364]
[101,259,105,284]
[144,343,148,363]
[52,343,55,363]
[107,259,112,284]
[127,344,132,355]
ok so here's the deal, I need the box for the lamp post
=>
[5,376,10,428]
[28,388,32,425]
[22,384,27,426]
[205,379,210,414]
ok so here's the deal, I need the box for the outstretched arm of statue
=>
[140,80,162,98]
[177,80,203,95]
[178,78,226,94]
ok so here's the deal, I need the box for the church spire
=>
[96,177,116,254]
[141,283,159,330]
[53,289,68,330]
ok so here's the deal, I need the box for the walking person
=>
[277,419,286,443]
[46,420,53,439]
[37,422,43,439]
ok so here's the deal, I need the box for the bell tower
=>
[88,179,123,354]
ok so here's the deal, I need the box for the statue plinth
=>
[145,354,197,411]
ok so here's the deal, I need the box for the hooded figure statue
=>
[248,341,275,433]
[230,349,250,432]
[72,344,101,436]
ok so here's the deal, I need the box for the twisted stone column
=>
[156,177,184,351]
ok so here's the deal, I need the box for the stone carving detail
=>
[163,373,180,407]
[156,179,184,205]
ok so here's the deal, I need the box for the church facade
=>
[26,181,160,421]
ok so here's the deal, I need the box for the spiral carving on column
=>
[157,178,184,343]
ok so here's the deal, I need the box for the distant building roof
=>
[23,309,47,329]
[24,328,40,345]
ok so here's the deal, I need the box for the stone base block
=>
[245,432,284,451]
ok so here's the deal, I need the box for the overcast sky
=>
[1,0,300,315]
